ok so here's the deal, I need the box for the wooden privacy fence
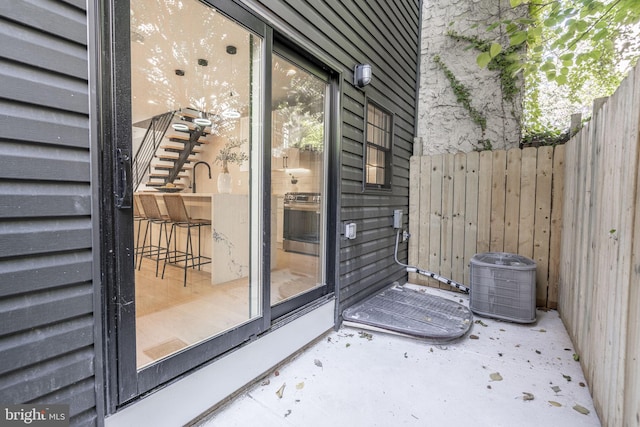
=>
[408,146,565,308]
[559,64,640,427]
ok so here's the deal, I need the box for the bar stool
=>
[137,193,172,276]
[161,194,211,287]
[132,194,148,269]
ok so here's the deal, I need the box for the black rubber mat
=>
[342,285,473,340]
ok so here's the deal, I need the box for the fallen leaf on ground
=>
[490,372,503,381]
[314,359,323,368]
[276,383,286,399]
[579,382,586,387]
[573,404,590,415]
[296,382,304,390]
[573,353,580,361]
[563,374,572,382]
[551,385,561,393]
[358,331,373,340]
[522,392,534,401]
[475,319,488,327]
[549,401,562,407]
[469,334,479,340]
[345,343,351,348]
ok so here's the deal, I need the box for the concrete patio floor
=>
[195,285,601,427]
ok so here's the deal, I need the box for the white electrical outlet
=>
[345,223,357,239]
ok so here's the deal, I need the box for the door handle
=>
[115,148,132,209]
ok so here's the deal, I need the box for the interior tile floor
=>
[135,248,318,367]
[194,285,601,427]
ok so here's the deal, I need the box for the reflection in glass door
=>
[129,0,262,368]
[270,54,327,308]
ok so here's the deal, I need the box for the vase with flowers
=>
[214,138,248,193]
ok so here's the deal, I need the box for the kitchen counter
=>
[136,192,276,285]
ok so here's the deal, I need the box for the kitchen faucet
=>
[192,161,211,193]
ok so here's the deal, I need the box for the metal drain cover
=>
[342,285,473,340]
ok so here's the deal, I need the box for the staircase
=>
[133,108,212,192]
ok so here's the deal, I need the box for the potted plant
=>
[214,138,248,193]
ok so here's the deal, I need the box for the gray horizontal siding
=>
[0,252,93,297]
[0,0,87,44]
[0,18,87,80]
[0,218,92,258]
[0,59,89,114]
[0,0,98,424]
[0,316,94,375]
[247,0,419,313]
[0,348,94,403]
[0,284,93,336]
[30,379,98,426]
[0,101,89,148]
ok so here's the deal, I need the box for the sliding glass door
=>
[106,0,334,408]
[270,52,330,318]
[128,0,264,370]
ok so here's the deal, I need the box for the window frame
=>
[363,99,394,191]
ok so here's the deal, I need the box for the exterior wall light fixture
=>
[354,64,372,88]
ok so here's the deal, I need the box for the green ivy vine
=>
[433,55,487,132]
[446,30,521,104]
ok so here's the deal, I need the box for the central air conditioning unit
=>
[469,252,537,323]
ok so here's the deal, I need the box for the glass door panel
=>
[270,54,327,307]
[130,0,262,369]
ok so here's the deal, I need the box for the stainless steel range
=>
[283,192,320,256]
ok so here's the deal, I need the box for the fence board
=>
[451,153,466,283]
[547,144,564,309]
[490,151,506,251]
[533,146,553,306]
[504,149,521,253]
[518,147,537,259]
[463,152,479,286]
[623,65,640,427]
[477,151,492,253]
[440,154,454,288]
[415,156,431,285]
[408,156,420,273]
[428,154,443,288]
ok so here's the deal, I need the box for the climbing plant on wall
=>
[478,0,640,134]
[433,55,493,151]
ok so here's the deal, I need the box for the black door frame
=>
[99,0,339,414]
